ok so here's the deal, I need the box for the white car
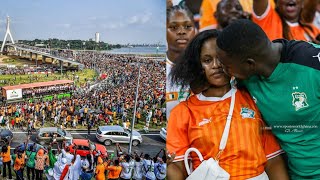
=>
[160,127,166,141]
[96,125,143,146]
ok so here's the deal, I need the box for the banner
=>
[6,89,22,100]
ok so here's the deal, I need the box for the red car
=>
[68,139,108,157]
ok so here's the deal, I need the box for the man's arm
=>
[265,155,289,180]
[253,0,269,16]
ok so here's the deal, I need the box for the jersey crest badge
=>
[240,108,255,119]
[292,92,309,111]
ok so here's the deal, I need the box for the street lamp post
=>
[128,63,141,154]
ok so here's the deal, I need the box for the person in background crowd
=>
[34,148,49,180]
[253,0,320,42]
[119,154,134,180]
[132,154,144,180]
[1,138,12,179]
[166,4,196,121]
[94,156,106,180]
[105,159,122,180]
[143,154,156,180]
[80,153,94,180]
[26,144,37,180]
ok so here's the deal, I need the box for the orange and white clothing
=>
[167,88,284,179]
[166,57,190,120]
[253,0,320,41]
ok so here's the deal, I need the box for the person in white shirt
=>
[154,157,166,180]
[120,155,133,180]
[132,156,144,180]
[143,154,156,180]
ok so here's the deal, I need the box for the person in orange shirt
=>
[105,159,122,180]
[14,136,29,180]
[95,157,106,180]
[199,0,259,31]
[1,139,12,179]
[14,151,26,180]
[167,30,289,179]
[253,0,320,42]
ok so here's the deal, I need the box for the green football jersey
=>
[242,39,320,179]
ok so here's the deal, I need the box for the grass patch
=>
[0,69,97,87]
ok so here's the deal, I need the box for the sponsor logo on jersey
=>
[312,52,320,63]
[198,117,212,126]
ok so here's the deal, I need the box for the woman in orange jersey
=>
[166,30,289,180]
[253,0,320,42]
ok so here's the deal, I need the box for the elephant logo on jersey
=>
[292,92,309,111]
[240,108,255,119]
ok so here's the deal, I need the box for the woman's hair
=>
[170,29,220,92]
[167,4,194,23]
[274,0,317,42]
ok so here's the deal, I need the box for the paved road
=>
[10,130,166,157]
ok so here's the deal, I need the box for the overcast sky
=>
[0,0,165,44]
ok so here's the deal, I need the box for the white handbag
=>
[184,88,236,180]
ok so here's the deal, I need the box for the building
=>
[95,32,100,43]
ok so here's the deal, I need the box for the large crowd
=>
[0,137,166,180]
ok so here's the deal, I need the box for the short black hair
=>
[170,29,220,91]
[216,19,269,59]
[167,4,194,23]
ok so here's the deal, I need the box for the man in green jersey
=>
[216,19,320,179]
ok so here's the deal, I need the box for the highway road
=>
[10,130,166,157]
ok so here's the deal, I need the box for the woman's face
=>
[167,10,196,53]
[200,38,230,87]
[276,0,303,23]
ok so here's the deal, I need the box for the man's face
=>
[167,11,196,53]
[215,0,249,29]
[216,47,253,80]
[276,0,303,23]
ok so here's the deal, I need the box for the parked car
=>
[68,139,108,157]
[0,128,13,146]
[160,127,166,141]
[36,127,72,145]
[96,125,143,146]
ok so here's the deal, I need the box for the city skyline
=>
[0,0,165,44]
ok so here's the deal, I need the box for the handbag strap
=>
[184,88,236,174]
[218,87,236,151]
